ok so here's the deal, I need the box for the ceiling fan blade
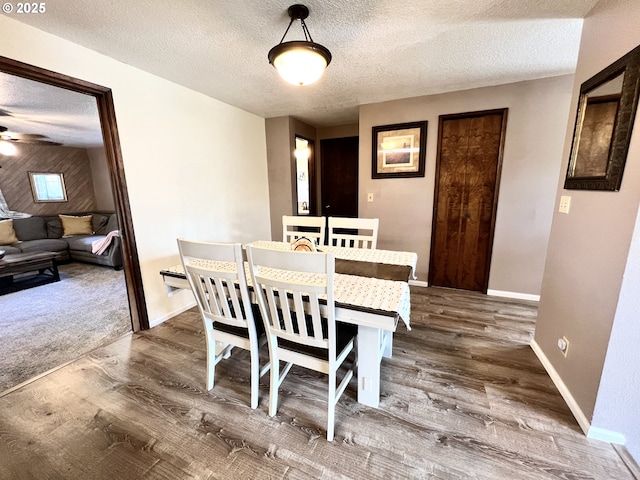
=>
[0,128,60,145]
[12,138,62,146]
[9,133,49,140]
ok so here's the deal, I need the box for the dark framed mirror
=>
[564,44,640,191]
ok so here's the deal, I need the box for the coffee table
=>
[0,252,61,295]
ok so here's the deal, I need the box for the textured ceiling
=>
[0,72,102,148]
[2,0,599,146]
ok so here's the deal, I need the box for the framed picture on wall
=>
[372,121,427,178]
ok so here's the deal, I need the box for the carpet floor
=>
[0,262,132,391]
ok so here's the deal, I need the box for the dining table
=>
[160,240,417,408]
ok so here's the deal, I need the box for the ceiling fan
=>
[0,125,62,146]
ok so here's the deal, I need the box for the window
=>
[29,172,68,202]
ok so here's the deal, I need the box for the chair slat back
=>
[177,239,253,330]
[328,217,379,249]
[282,215,326,245]
[247,246,335,351]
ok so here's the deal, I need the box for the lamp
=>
[0,141,17,156]
[268,4,332,86]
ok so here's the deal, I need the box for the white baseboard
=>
[409,280,429,287]
[587,427,625,445]
[529,339,591,435]
[487,289,540,302]
[149,300,196,328]
[531,340,626,446]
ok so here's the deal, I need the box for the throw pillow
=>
[91,214,110,235]
[12,216,46,241]
[0,219,20,245]
[59,214,93,237]
[103,213,119,234]
[47,219,63,238]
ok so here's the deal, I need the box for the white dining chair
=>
[327,217,379,249]
[177,239,270,409]
[246,245,357,441]
[282,215,326,246]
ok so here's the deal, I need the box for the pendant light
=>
[268,4,332,86]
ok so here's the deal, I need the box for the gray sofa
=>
[0,212,123,269]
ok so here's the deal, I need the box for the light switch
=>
[559,195,571,214]
[367,193,373,202]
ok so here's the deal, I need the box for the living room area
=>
[0,113,133,392]
[0,258,131,391]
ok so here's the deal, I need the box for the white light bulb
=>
[274,48,328,86]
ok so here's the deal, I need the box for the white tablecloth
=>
[164,260,411,330]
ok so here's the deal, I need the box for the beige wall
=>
[265,116,293,240]
[265,116,317,241]
[359,76,574,293]
[1,15,271,325]
[317,124,359,140]
[265,79,573,296]
[534,0,640,451]
[87,147,116,211]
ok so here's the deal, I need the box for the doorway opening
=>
[0,55,147,330]
[0,56,149,386]
[320,136,359,219]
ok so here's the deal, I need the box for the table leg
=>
[383,331,393,358]
[37,260,60,282]
[357,325,384,408]
[51,259,60,282]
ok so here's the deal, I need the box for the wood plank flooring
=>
[0,286,636,479]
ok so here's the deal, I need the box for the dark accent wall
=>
[0,144,97,215]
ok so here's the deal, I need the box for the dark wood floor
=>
[0,287,636,479]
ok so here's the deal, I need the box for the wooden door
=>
[429,109,507,292]
[320,136,359,218]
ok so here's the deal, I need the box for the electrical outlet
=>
[559,195,571,214]
[557,336,570,357]
[367,193,374,202]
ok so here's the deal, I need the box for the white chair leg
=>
[327,371,336,441]
[250,346,260,409]
[206,344,215,391]
[207,354,216,391]
[269,357,279,417]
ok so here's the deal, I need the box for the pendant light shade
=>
[268,4,332,86]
